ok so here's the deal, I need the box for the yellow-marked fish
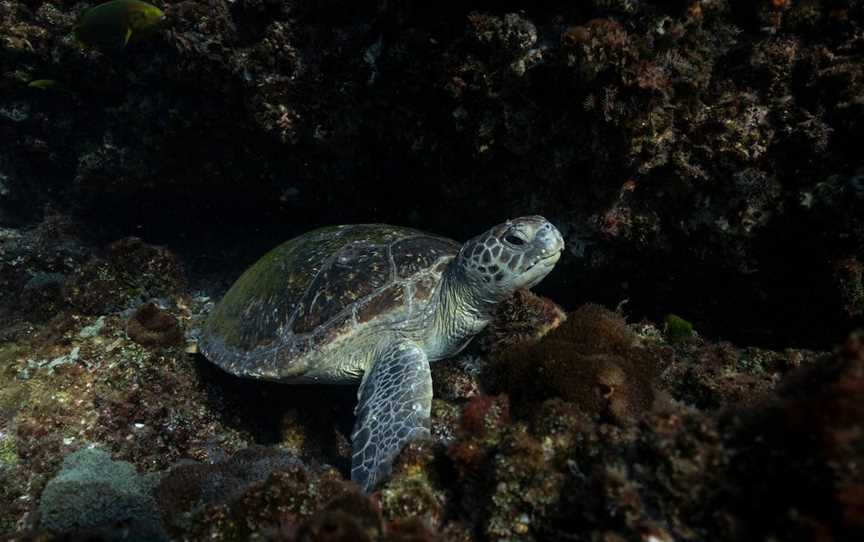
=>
[73,0,165,50]
[28,79,62,90]
[27,79,74,94]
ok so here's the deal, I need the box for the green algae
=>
[664,313,695,343]
[0,343,21,368]
[0,382,29,425]
[0,345,28,424]
[0,432,18,468]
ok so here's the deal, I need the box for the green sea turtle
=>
[199,216,564,492]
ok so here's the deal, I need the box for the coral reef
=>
[0,0,862,540]
[379,441,445,529]
[37,447,166,540]
[0,213,88,329]
[0,0,862,347]
[489,303,662,422]
[725,331,864,540]
[479,289,566,353]
[438,303,844,541]
[0,284,858,541]
[64,236,186,315]
[155,445,348,539]
[0,297,241,533]
[0,215,186,338]
[125,301,183,347]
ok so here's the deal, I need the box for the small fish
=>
[27,79,75,95]
[27,79,61,90]
[73,0,165,50]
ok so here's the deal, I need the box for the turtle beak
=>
[535,221,565,259]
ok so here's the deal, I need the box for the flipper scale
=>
[350,339,432,493]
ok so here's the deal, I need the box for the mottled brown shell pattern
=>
[199,225,458,379]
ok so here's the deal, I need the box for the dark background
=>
[2,0,863,348]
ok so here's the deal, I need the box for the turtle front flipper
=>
[351,339,432,493]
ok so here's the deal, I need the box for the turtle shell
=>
[199,224,459,379]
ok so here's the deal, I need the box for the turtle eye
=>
[504,234,526,246]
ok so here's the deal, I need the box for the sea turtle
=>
[199,216,565,492]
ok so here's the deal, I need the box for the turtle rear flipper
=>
[350,339,432,493]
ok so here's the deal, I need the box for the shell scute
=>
[392,236,459,278]
[411,274,438,304]
[355,284,406,325]
[293,243,389,333]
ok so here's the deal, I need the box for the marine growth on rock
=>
[0,1,862,540]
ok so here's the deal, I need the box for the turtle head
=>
[457,216,564,299]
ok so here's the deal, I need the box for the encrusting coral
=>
[488,303,662,422]
[479,289,566,353]
[126,301,183,347]
[38,447,166,540]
